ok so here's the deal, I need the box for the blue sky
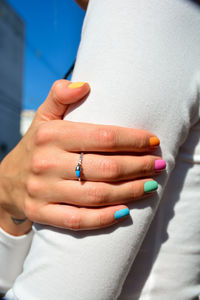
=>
[7,0,85,110]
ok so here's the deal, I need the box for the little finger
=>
[33,204,130,230]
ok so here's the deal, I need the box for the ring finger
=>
[34,178,158,207]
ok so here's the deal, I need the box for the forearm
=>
[6,0,200,299]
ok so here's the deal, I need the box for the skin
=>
[0,80,163,236]
[75,0,89,10]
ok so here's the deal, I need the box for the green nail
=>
[144,181,158,193]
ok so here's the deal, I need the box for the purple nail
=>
[154,159,166,171]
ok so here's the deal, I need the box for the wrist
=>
[0,161,32,236]
[0,206,32,236]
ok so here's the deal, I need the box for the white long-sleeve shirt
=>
[1,0,200,299]
[0,228,33,295]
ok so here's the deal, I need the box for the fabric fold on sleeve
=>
[0,226,33,294]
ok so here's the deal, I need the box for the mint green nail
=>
[115,208,130,220]
[144,181,158,193]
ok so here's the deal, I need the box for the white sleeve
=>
[5,0,200,299]
[0,227,33,295]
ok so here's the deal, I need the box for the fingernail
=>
[115,208,130,220]
[154,159,166,171]
[144,181,158,193]
[68,82,86,89]
[149,136,160,147]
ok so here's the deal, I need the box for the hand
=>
[0,80,165,234]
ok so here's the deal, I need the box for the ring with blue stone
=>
[75,152,83,181]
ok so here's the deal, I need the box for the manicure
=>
[68,82,86,89]
[154,159,166,171]
[115,208,130,220]
[149,136,160,147]
[144,181,158,193]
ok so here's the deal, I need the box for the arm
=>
[0,225,33,296]
[6,0,200,299]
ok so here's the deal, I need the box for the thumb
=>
[35,80,90,122]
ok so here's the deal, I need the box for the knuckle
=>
[137,136,147,149]
[24,198,38,221]
[99,212,108,227]
[30,153,42,174]
[141,156,153,174]
[31,155,56,175]
[87,185,106,205]
[31,151,55,174]
[51,80,66,103]
[34,124,53,145]
[31,152,44,174]
[51,80,63,94]
[26,177,42,197]
[100,159,120,180]
[96,128,117,149]
[65,214,81,230]
[129,182,140,199]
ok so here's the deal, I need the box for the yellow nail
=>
[149,136,160,147]
[68,82,86,89]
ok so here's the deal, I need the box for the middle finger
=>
[49,152,166,182]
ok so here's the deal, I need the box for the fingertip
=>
[149,136,160,147]
[98,205,130,228]
[114,207,130,220]
[154,159,166,171]
[68,82,89,89]
[54,80,90,104]
[66,81,90,102]
[144,180,158,193]
[68,82,90,96]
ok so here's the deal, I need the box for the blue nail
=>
[114,208,130,220]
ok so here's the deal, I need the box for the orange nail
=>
[149,136,160,147]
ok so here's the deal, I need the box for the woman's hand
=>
[0,80,165,234]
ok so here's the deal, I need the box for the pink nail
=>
[154,159,166,171]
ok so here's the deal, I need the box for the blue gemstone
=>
[76,170,81,178]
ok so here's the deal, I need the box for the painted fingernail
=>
[144,181,158,193]
[154,159,166,171]
[68,82,86,89]
[149,136,160,147]
[115,208,130,220]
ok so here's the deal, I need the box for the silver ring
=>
[75,152,83,181]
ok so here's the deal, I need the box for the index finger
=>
[51,121,160,152]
